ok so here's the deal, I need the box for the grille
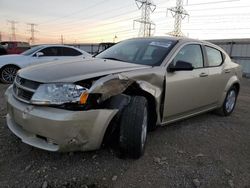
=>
[15,75,40,90]
[13,76,41,103]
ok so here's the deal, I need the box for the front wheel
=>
[119,96,148,159]
[0,65,19,84]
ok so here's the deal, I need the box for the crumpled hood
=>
[18,58,151,83]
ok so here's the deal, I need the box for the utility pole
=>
[27,23,38,45]
[134,0,156,37]
[113,35,117,43]
[7,20,18,41]
[167,0,189,37]
[60,35,64,44]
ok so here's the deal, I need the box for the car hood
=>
[18,58,151,83]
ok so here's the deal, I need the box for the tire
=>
[0,65,19,84]
[216,86,238,116]
[119,96,148,159]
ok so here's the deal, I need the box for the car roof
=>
[126,36,222,51]
[128,36,215,44]
[32,44,78,48]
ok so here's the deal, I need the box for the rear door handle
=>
[224,69,231,73]
[199,72,208,77]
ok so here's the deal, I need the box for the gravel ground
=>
[0,79,250,188]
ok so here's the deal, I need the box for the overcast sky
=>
[0,0,250,44]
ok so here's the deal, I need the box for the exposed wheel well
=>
[233,82,240,94]
[102,83,158,147]
[124,83,157,127]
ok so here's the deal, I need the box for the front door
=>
[163,44,211,123]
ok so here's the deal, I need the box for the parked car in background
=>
[94,42,115,55]
[0,41,30,54]
[0,44,7,56]
[0,44,92,83]
[5,37,242,159]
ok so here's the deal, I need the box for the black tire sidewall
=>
[223,86,238,116]
[119,96,148,159]
[0,66,18,84]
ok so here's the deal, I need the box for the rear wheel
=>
[0,65,19,84]
[119,96,148,159]
[216,86,238,116]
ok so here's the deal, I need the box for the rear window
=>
[205,46,223,67]
[62,47,82,56]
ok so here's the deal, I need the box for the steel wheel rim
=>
[141,107,148,149]
[1,67,17,83]
[225,90,236,113]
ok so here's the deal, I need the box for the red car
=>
[0,41,30,54]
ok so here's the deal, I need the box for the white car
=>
[0,44,92,83]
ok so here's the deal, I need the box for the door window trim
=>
[167,43,205,70]
[203,45,225,68]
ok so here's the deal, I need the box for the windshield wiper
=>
[103,57,125,62]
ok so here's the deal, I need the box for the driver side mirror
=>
[35,52,44,57]
[167,60,194,72]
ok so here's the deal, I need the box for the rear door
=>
[163,44,211,122]
[204,45,233,103]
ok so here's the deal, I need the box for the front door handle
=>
[199,72,208,77]
[224,69,231,73]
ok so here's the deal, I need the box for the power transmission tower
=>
[167,0,189,37]
[27,23,38,45]
[7,20,18,41]
[134,0,156,37]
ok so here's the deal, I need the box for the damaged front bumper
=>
[5,86,118,152]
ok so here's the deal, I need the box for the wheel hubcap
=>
[141,107,148,149]
[1,67,17,83]
[225,90,236,113]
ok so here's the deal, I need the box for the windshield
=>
[96,38,177,66]
[21,46,44,56]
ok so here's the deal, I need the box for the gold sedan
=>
[5,37,242,159]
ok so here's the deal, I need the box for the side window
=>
[40,47,62,56]
[62,47,82,56]
[205,46,223,67]
[173,44,204,68]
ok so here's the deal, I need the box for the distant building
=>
[208,38,250,77]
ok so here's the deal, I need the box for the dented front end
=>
[5,65,165,152]
[5,85,118,151]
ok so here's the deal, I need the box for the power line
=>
[134,0,156,37]
[186,0,240,6]
[39,9,138,36]
[39,0,110,25]
[167,0,189,36]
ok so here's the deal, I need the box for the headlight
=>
[31,83,89,105]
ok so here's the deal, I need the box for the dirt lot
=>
[0,79,250,188]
